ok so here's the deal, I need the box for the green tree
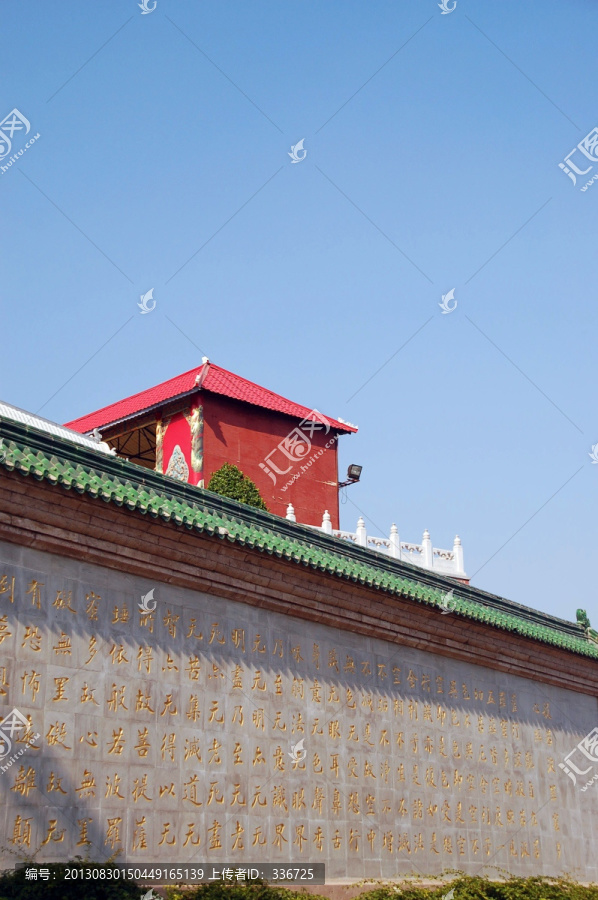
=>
[207,464,268,511]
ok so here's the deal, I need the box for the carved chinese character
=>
[251,670,266,691]
[107,684,128,712]
[53,631,72,655]
[53,590,76,614]
[163,610,180,638]
[0,616,13,645]
[160,694,178,716]
[104,817,122,850]
[158,822,176,846]
[40,819,66,846]
[77,818,92,847]
[0,575,15,603]
[26,580,44,609]
[207,737,221,764]
[208,819,222,849]
[134,727,151,758]
[135,690,154,714]
[183,823,201,845]
[75,770,97,798]
[11,765,36,796]
[105,773,125,799]
[161,733,177,761]
[85,592,101,620]
[112,602,129,624]
[132,774,152,802]
[137,646,153,674]
[107,728,125,755]
[132,816,148,851]
[186,618,202,639]
[46,722,71,750]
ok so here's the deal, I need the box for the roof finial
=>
[195,359,211,389]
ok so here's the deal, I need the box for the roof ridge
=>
[64,361,357,435]
[64,363,203,430]
[0,417,595,660]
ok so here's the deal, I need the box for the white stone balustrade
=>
[285,505,467,580]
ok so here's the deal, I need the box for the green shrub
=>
[173,879,304,900]
[207,464,268,511]
[356,875,598,900]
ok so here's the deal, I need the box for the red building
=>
[65,359,357,529]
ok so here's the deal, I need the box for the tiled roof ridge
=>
[0,418,596,660]
[65,362,357,435]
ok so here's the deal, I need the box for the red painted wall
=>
[161,411,199,485]
[202,393,341,528]
[157,392,344,526]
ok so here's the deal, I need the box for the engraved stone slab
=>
[0,540,597,881]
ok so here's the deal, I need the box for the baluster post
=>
[356,516,367,547]
[422,529,433,568]
[389,524,401,559]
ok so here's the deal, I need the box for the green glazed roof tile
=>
[1,416,597,660]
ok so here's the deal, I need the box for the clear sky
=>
[1,0,597,624]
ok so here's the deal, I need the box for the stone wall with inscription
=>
[0,540,596,880]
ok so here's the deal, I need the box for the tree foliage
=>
[207,464,268,511]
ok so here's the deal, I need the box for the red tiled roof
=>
[65,362,358,435]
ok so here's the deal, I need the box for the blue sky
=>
[1,0,597,623]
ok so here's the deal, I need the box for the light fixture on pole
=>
[339,464,362,489]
